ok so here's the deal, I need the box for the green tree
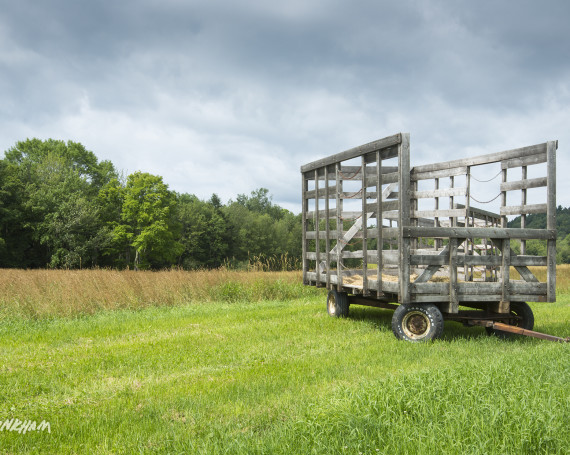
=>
[1,139,117,268]
[112,172,182,269]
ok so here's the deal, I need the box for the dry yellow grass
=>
[2,265,569,319]
[0,268,303,318]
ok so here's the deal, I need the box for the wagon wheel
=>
[485,301,534,338]
[391,304,444,342]
[327,289,349,318]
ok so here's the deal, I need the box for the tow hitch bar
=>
[469,320,570,343]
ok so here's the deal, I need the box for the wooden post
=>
[399,133,411,304]
[325,165,331,290]
[447,238,459,313]
[376,151,383,298]
[501,168,508,228]
[314,169,320,284]
[547,140,557,302]
[521,165,527,255]
[336,163,343,291]
[434,177,441,251]
[302,173,309,285]
[362,156,369,296]
[500,238,511,312]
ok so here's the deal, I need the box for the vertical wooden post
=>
[501,168,508,228]
[521,165,527,255]
[325,166,331,290]
[302,173,309,285]
[361,156,369,296]
[449,175,456,227]
[314,169,320,284]
[448,237,458,313]
[336,163,343,291]
[398,133,411,304]
[547,140,557,302]
[501,238,511,311]
[434,177,440,251]
[376,151,383,298]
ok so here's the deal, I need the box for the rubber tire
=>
[485,301,534,338]
[392,304,444,342]
[327,289,349,318]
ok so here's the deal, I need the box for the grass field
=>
[0,268,569,454]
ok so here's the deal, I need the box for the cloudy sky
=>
[1,0,568,213]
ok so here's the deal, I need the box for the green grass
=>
[1,292,569,454]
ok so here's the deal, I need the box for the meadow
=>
[0,268,568,454]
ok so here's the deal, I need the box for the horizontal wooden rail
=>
[301,133,402,173]
[500,204,547,216]
[402,227,556,240]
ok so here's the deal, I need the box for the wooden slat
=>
[500,177,547,192]
[514,266,539,283]
[382,172,399,184]
[547,140,557,302]
[411,255,505,267]
[411,166,467,181]
[510,255,547,266]
[412,143,547,174]
[511,282,547,294]
[500,203,547,216]
[411,187,467,199]
[339,165,398,178]
[301,134,402,173]
[403,226,556,240]
[399,133,411,304]
[502,239,510,302]
[501,152,547,169]
[412,209,466,219]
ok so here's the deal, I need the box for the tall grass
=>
[0,268,318,319]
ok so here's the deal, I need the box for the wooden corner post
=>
[398,133,411,303]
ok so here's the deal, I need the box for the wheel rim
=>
[402,311,431,340]
[327,294,336,315]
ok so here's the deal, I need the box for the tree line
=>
[0,139,301,270]
[3,138,570,270]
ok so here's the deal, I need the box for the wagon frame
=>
[301,133,561,341]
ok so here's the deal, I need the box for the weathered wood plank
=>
[399,133,411,304]
[411,166,467,181]
[408,255,504,267]
[412,143,547,174]
[547,140,557,302]
[301,134,402,173]
[411,187,467,199]
[502,239,510,302]
[382,172,399,184]
[376,150,383,299]
[514,266,539,283]
[412,209,466,218]
[500,203,547,216]
[510,255,547,266]
[501,152,547,169]
[302,174,309,284]
[500,177,547,192]
[448,238,459,313]
[403,226,556,240]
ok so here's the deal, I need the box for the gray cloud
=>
[1,0,568,212]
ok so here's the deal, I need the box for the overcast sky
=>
[1,0,568,213]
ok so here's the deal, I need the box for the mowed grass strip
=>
[1,287,569,455]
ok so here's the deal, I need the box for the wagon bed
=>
[301,133,559,341]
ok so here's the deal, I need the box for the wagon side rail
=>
[406,140,557,312]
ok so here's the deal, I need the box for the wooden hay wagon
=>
[301,133,565,342]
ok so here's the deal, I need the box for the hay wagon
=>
[301,133,565,342]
